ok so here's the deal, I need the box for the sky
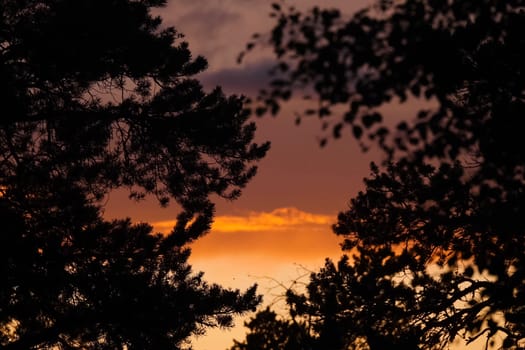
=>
[102,1,390,349]
[97,2,499,350]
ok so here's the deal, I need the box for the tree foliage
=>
[229,307,314,350]
[235,0,525,349]
[246,0,524,164]
[281,160,524,349]
[0,0,268,348]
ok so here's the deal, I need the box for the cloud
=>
[160,4,245,66]
[175,7,241,40]
[153,207,334,234]
[198,58,274,96]
[152,207,343,260]
[219,206,334,231]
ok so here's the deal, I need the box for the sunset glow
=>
[152,207,342,260]
[152,207,333,234]
[176,208,346,350]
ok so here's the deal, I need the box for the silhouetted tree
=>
[234,0,525,349]
[0,197,260,349]
[286,253,423,350]
[0,0,268,348]
[246,0,524,164]
[229,307,315,350]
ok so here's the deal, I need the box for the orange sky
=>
[136,206,346,350]
[101,1,382,349]
[171,207,345,350]
[144,207,347,349]
[153,207,343,262]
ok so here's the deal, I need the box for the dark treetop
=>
[233,0,525,349]
[0,0,268,348]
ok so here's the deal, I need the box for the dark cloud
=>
[158,4,245,66]
[156,1,276,69]
[176,7,241,39]
[198,59,274,96]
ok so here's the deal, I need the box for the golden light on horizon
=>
[152,207,334,234]
[175,207,347,350]
[151,207,343,261]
